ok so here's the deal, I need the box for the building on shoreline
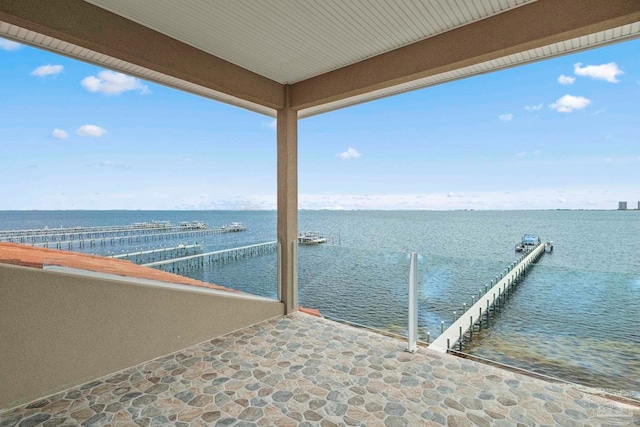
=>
[618,201,627,210]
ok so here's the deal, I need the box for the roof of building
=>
[0,242,323,316]
[0,242,240,293]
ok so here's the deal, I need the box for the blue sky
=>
[1,36,639,210]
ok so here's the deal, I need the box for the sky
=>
[1,35,639,210]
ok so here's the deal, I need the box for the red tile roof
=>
[0,242,239,293]
[0,242,322,316]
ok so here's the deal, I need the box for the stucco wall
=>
[0,264,284,410]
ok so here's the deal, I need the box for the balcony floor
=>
[2,313,637,427]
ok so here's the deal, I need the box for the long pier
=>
[0,224,178,242]
[27,229,226,250]
[143,241,278,274]
[430,241,547,353]
[110,244,202,264]
[0,223,244,245]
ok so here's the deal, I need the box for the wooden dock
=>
[143,241,278,274]
[110,244,202,264]
[429,241,547,353]
[0,223,245,246]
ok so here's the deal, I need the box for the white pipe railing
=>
[276,241,282,302]
[292,240,299,308]
[406,252,418,353]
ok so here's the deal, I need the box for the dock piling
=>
[2,222,246,250]
[429,240,547,353]
[406,252,418,353]
[143,241,278,271]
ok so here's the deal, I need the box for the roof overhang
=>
[1,0,639,118]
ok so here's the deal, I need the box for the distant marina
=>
[0,220,247,251]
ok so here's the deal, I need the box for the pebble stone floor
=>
[1,313,638,427]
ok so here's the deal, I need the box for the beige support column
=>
[277,85,298,314]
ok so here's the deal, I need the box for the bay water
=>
[1,210,638,396]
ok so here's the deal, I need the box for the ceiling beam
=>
[0,0,285,111]
[290,0,640,111]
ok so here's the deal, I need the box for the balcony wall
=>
[0,263,284,410]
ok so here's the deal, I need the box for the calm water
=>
[1,210,638,396]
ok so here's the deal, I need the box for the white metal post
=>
[276,241,282,302]
[291,240,298,309]
[406,252,418,353]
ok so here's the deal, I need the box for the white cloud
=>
[81,70,149,95]
[51,129,68,139]
[76,125,107,137]
[260,119,277,130]
[31,64,64,77]
[446,192,465,198]
[338,147,361,160]
[574,62,623,83]
[499,113,513,122]
[549,95,591,113]
[100,160,128,169]
[516,152,526,158]
[0,38,21,51]
[558,74,575,85]
[525,103,543,111]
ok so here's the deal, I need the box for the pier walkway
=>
[0,223,244,247]
[430,241,547,353]
[109,244,202,264]
[25,229,215,250]
[143,241,278,274]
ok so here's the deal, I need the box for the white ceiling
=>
[0,20,275,116]
[300,21,640,117]
[84,0,535,84]
[1,1,638,117]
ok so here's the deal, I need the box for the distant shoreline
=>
[0,208,639,212]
